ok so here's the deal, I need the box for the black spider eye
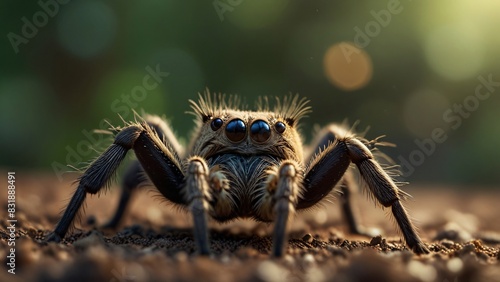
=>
[250,120,271,143]
[225,119,246,142]
[275,122,286,133]
[210,118,223,131]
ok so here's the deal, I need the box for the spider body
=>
[48,92,429,257]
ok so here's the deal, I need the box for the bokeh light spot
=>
[323,42,372,91]
[227,0,289,29]
[57,1,117,59]
[151,48,205,97]
[403,89,450,138]
[424,24,484,81]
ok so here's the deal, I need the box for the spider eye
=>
[225,119,246,142]
[250,120,271,143]
[275,122,286,133]
[210,118,223,131]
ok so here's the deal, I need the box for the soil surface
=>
[1,172,499,281]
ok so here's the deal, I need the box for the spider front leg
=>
[299,125,429,254]
[348,138,429,254]
[183,157,212,255]
[103,116,185,229]
[273,162,303,257]
[257,161,302,257]
[305,125,376,237]
[101,160,142,229]
[47,121,186,242]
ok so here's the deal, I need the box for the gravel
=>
[0,175,499,281]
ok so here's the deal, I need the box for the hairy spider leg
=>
[47,121,186,242]
[299,125,429,254]
[267,161,302,257]
[101,160,142,229]
[183,158,212,255]
[103,116,184,229]
[305,124,374,236]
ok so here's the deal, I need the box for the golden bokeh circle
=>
[323,42,373,91]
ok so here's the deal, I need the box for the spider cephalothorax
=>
[188,95,308,161]
[48,91,429,257]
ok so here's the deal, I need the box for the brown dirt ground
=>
[1,171,499,282]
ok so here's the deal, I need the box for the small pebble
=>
[305,266,325,282]
[369,235,382,246]
[444,210,479,233]
[27,228,38,238]
[235,246,259,259]
[84,245,109,263]
[220,254,231,264]
[340,240,351,250]
[435,222,472,242]
[141,246,156,254]
[283,254,295,267]
[458,243,476,256]
[302,233,313,244]
[447,257,463,273]
[400,250,414,263]
[476,252,490,262]
[407,260,437,282]
[123,262,148,282]
[146,207,163,224]
[440,239,455,249]
[380,238,389,249]
[478,231,500,244]
[313,210,328,225]
[174,251,188,263]
[327,245,347,258]
[303,253,315,266]
[73,230,105,250]
[56,250,70,261]
[257,260,289,282]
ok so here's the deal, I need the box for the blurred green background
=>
[1,0,499,187]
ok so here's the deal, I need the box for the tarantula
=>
[47,92,429,257]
